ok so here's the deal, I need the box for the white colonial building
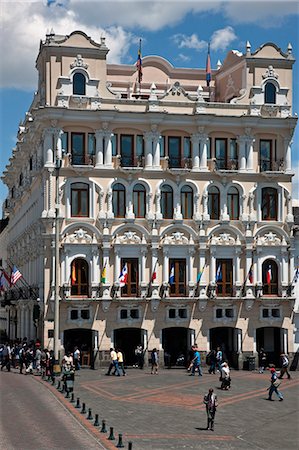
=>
[1,31,298,368]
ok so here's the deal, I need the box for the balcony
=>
[120,155,144,169]
[260,159,285,173]
[168,157,192,170]
[68,153,95,166]
[214,159,238,171]
[0,285,39,305]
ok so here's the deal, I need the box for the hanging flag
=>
[119,263,128,287]
[136,39,143,84]
[1,268,11,286]
[0,272,9,291]
[11,265,22,285]
[151,261,157,283]
[266,265,272,285]
[197,264,205,283]
[248,265,253,284]
[293,266,299,284]
[71,263,76,285]
[206,42,211,87]
[169,265,175,285]
[101,261,107,284]
[216,264,222,282]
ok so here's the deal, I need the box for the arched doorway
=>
[256,327,286,367]
[64,329,97,368]
[114,328,143,366]
[210,327,241,369]
[162,327,192,367]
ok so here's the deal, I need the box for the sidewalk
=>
[40,367,299,449]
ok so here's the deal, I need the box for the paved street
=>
[1,367,298,450]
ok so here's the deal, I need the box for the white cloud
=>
[292,159,299,201]
[210,26,237,51]
[172,33,207,51]
[177,53,191,62]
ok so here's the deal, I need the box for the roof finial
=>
[246,41,251,56]
[287,43,292,56]
[217,59,222,70]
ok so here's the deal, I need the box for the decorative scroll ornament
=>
[116,231,141,244]
[257,232,281,246]
[70,54,88,69]
[262,65,278,79]
[211,233,235,245]
[65,228,92,243]
[162,232,189,245]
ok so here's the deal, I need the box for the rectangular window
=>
[216,259,233,297]
[136,135,144,157]
[88,133,96,157]
[70,310,79,320]
[81,310,90,320]
[178,308,187,319]
[111,134,117,156]
[121,258,139,297]
[183,137,191,159]
[159,136,165,157]
[260,140,272,172]
[168,137,181,168]
[120,309,128,319]
[71,133,85,165]
[29,157,33,171]
[48,330,54,338]
[262,309,269,318]
[120,134,134,167]
[169,308,176,319]
[272,308,280,318]
[215,138,227,170]
[207,138,211,159]
[225,308,234,318]
[216,308,223,318]
[229,139,238,169]
[130,309,139,319]
[169,259,186,296]
[61,132,68,153]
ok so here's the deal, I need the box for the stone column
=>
[163,250,169,283]
[107,190,113,218]
[43,128,54,167]
[17,306,21,339]
[95,130,104,167]
[234,251,241,284]
[202,192,209,221]
[281,252,288,285]
[210,251,216,282]
[144,132,153,169]
[92,249,98,284]
[284,137,292,173]
[141,250,147,284]
[153,135,161,169]
[237,136,247,171]
[29,305,35,340]
[114,250,120,283]
[199,135,208,170]
[103,132,113,167]
[188,250,194,285]
[246,137,255,171]
[191,134,200,170]
[156,192,162,220]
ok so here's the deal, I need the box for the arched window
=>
[262,259,278,295]
[264,82,276,104]
[261,187,278,220]
[133,183,146,218]
[161,185,173,219]
[181,185,193,219]
[227,186,239,220]
[113,183,126,218]
[73,73,86,96]
[208,186,220,220]
[71,182,89,217]
[71,258,89,296]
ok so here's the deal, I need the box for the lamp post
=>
[54,135,62,362]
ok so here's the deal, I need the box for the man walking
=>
[216,347,223,372]
[204,388,218,431]
[74,347,81,371]
[106,348,120,376]
[189,345,202,376]
[267,368,283,401]
[278,353,291,380]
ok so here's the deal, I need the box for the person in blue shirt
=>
[267,367,283,401]
[189,345,202,376]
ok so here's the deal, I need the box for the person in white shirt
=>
[73,347,81,371]
[220,362,231,390]
[106,348,120,376]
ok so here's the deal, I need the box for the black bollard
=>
[75,397,81,409]
[100,420,107,433]
[108,427,115,441]
[128,442,133,450]
[116,433,125,448]
[81,402,86,414]
[56,381,61,390]
[94,414,99,427]
[87,408,93,420]
[70,393,75,403]
[65,390,70,398]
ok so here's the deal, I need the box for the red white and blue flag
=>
[206,43,211,87]
[0,271,10,291]
[151,261,157,283]
[248,265,253,284]
[119,263,128,287]
[11,265,23,285]
[136,39,143,84]
[266,266,272,285]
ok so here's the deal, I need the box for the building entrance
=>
[64,328,97,368]
[114,328,143,366]
[162,327,192,367]
[256,327,286,367]
[210,327,241,369]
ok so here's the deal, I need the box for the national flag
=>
[136,39,143,84]
[169,265,175,285]
[216,264,222,282]
[1,268,11,286]
[248,265,253,284]
[293,266,299,284]
[206,42,211,87]
[71,263,76,285]
[119,263,128,287]
[197,264,205,283]
[101,261,107,284]
[10,265,22,285]
[0,272,9,291]
[266,265,272,285]
[151,261,157,283]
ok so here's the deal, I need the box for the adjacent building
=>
[1,31,298,368]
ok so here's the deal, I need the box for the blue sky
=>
[1,0,298,209]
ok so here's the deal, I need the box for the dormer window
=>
[73,72,86,95]
[264,82,276,104]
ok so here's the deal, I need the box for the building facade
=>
[1,31,298,368]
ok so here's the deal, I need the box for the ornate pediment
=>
[262,65,278,80]
[210,233,236,245]
[115,231,142,245]
[162,231,189,245]
[70,54,88,70]
[63,228,93,244]
[257,232,282,246]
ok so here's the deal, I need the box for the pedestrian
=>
[116,348,126,376]
[135,345,144,369]
[216,347,223,372]
[220,362,231,390]
[208,349,217,374]
[258,348,267,373]
[106,348,120,376]
[189,345,202,376]
[203,388,218,431]
[0,343,11,372]
[35,343,42,375]
[151,348,159,374]
[278,354,291,380]
[25,347,34,374]
[267,367,283,401]
[73,346,81,371]
[19,344,27,374]
[61,351,75,393]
